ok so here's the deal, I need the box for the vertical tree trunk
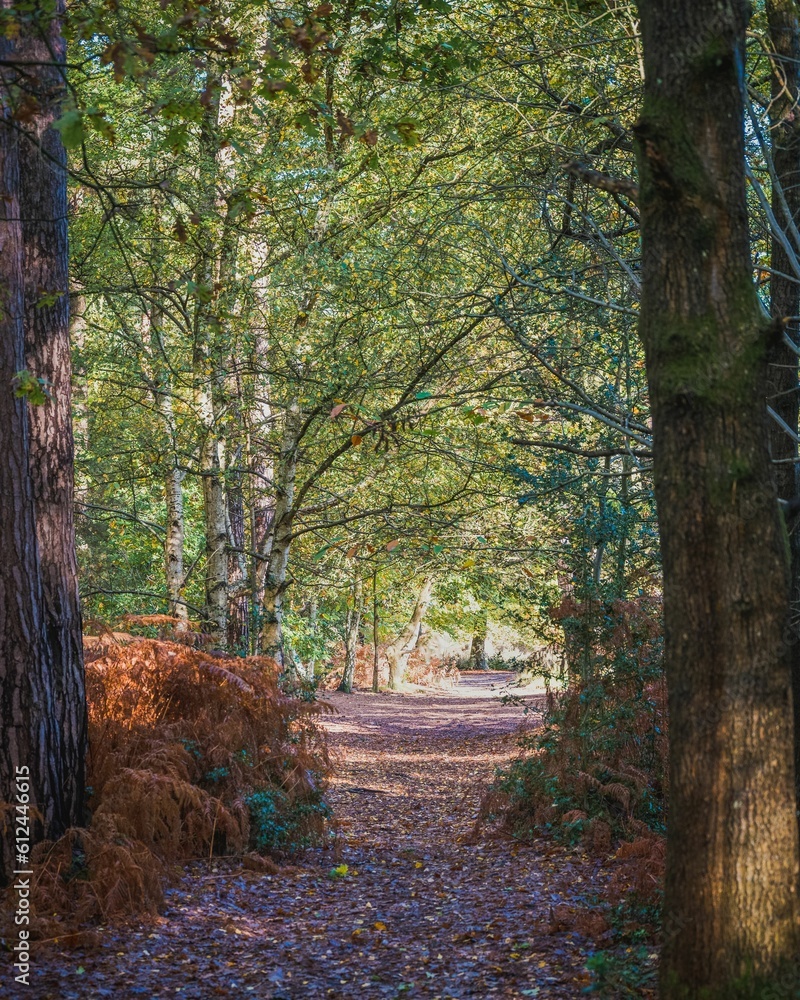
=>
[372,569,380,693]
[70,290,89,459]
[468,610,488,670]
[339,575,363,693]
[16,1,86,831]
[635,0,800,992]
[0,30,70,882]
[245,316,277,653]
[386,577,434,690]
[193,66,233,647]
[165,457,187,624]
[141,309,188,625]
[766,0,800,814]
[260,403,302,662]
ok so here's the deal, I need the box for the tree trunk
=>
[226,455,249,652]
[0,31,72,881]
[141,308,188,626]
[372,569,380,692]
[339,575,363,693]
[766,0,800,818]
[260,403,302,662]
[165,458,187,625]
[16,1,86,832]
[635,0,800,992]
[469,611,488,670]
[386,577,434,690]
[193,67,231,647]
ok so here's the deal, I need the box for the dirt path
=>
[15,673,608,999]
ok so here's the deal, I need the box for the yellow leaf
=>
[373,921,387,931]
[414,861,424,868]
[351,434,362,445]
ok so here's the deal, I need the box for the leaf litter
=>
[8,672,655,999]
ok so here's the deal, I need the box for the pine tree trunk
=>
[766,0,800,818]
[0,29,74,881]
[635,0,800,992]
[16,2,86,832]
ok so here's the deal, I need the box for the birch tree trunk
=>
[635,0,800,991]
[386,577,434,690]
[193,69,232,646]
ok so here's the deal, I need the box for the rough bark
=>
[16,1,86,832]
[634,0,800,992]
[386,578,434,690]
[766,0,800,814]
[0,42,66,881]
[339,576,363,693]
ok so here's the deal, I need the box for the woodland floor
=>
[10,671,650,1000]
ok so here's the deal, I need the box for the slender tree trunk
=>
[372,569,380,692]
[193,72,229,646]
[141,309,188,625]
[766,0,800,815]
[635,0,800,992]
[249,339,276,653]
[339,575,363,693]
[0,28,73,881]
[260,403,302,662]
[226,446,249,651]
[17,1,86,831]
[70,290,89,459]
[386,577,434,690]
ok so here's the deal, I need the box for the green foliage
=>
[12,370,51,405]
[490,597,667,842]
[584,947,658,997]
[246,785,331,855]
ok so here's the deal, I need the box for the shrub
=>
[477,596,667,847]
[4,639,332,941]
[246,785,331,854]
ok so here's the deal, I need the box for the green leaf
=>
[12,370,51,405]
[53,109,84,149]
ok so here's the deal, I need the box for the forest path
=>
[21,672,605,1000]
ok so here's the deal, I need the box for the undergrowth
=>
[480,595,666,848]
[2,638,332,943]
[476,595,667,987]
